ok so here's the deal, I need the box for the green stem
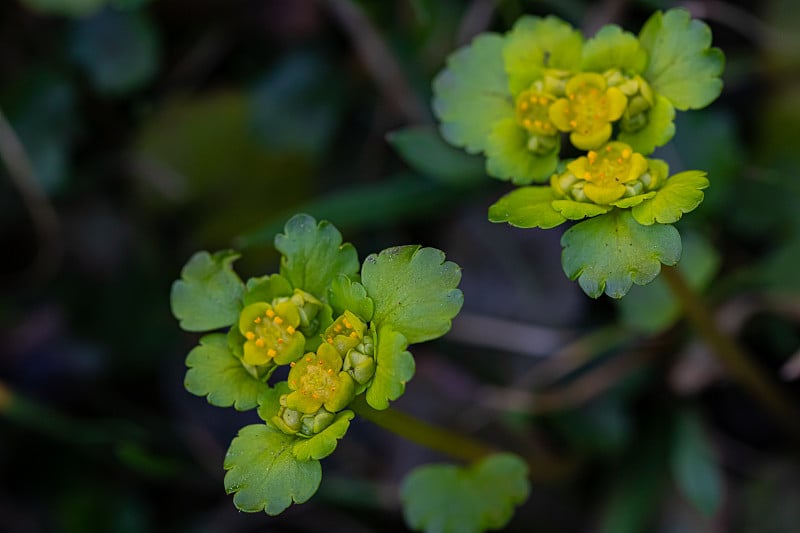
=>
[350,396,577,480]
[661,265,800,438]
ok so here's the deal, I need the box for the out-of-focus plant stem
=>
[662,265,800,439]
[350,395,578,481]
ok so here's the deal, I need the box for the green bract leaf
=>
[365,326,414,410]
[632,171,709,225]
[618,95,676,155]
[432,33,513,153]
[671,413,723,516]
[581,24,647,73]
[387,125,485,186]
[293,410,354,461]
[274,214,359,301]
[243,273,293,306]
[552,199,612,220]
[256,381,291,425]
[224,424,321,515]
[486,118,559,184]
[170,250,244,332]
[488,186,566,229]
[401,453,530,533]
[329,275,374,322]
[361,245,463,344]
[561,210,682,298]
[184,334,268,410]
[503,15,584,95]
[639,9,725,110]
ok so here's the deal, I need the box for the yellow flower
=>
[556,142,649,204]
[238,301,305,366]
[549,73,627,149]
[285,343,356,414]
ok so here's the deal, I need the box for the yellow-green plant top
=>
[239,301,305,366]
[549,73,627,150]
[324,310,366,356]
[559,142,648,204]
[286,343,356,414]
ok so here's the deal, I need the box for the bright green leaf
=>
[184,334,268,411]
[639,9,725,110]
[488,186,566,229]
[293,410,354,461]
[632,171,709,225]
[552,199,612,220]
[432,33,513,153]
[387,126,485,186]
[671,413,724,516]
[503,15,584,95]
[485,118,559,184]
[274,214,359,301]
[70,9,160,96]
[581,24,647,73]
[361,246,463,344]
[611,191,657,209]
[170,250,244,332]
[618,231,720,333]
[618,95,676,155]
[365,326,414,410]
[561,210,682,298]
[243,273,293,306]
[224,424,321,515]
[329,275,374,322]
[401,453,530,533]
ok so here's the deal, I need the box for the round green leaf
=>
[224,424,322,515]
[639,9,725,110]
[184,334,268,411]
[274,214,359,302]
[401,453,530,533]
[503,15,584,95]
[293,410,354,461]
[170,250,244,332]
[365,326,414,411]
[631,171,709,225]
[485,118,559,184]
[561,210,682,298]
[361,245,463,344]
[488,186,566,229]
[618,95,676,155]
[581,24,647,73]
[432,33,514,154]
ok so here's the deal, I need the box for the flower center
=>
[239,301,301,366]
[581,144,639,187]
[515,90,556,136]
[295,356,336,401]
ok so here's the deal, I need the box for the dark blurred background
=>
[2,0,800,531]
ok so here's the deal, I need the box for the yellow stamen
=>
[255,338,265,348]
[273,316,283,325]
[286,326,295,335]
[343,319,352,329]
[245,332,256,340]
[350,332,359,338]
[267,348,277,357]
[290,362,296,367]
[569,120,577,128]
[254,317,261,324]
[266,309,275,318]
[622,148,631,159]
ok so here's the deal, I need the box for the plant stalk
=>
[661,265,800,438]
[350,395,577,480]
